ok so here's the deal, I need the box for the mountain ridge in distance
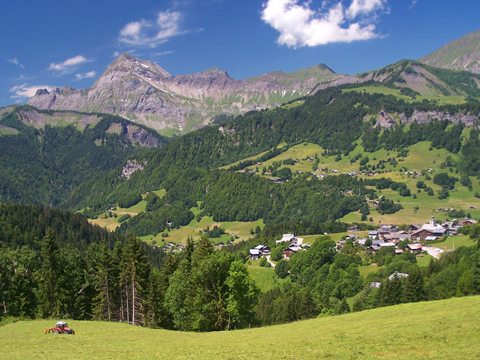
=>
[28,30,480,135]
[421,30,480,73]
[29,53,342,134]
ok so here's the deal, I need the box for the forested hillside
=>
[60,85,480,239]
[0,107,165,207]
[2,81,480,241]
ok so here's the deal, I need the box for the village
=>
[249,217,477,265]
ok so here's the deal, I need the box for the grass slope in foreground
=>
[2,296,480,359]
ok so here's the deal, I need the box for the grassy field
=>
[91,196,263,245]
[237,140,480,225]
[428,235,476,251]
[247,261,289,292]
[90,189,166,232]
[416,254,434,267]
[0,125,19,136]
[343,85,469,105]
[2,296,480,359]
[358,263,383,278]
[145,205,264,245]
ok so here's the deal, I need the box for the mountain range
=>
[28,31,480,135]
[29,54,345,134]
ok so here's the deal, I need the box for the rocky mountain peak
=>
[313,63,336,74]
[202,67,231,79]
[103,52,171,79]
[35,88,50,96]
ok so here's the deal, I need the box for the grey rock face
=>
[375,110,480,128]
[121,160,146,179]
[29,53,343,133]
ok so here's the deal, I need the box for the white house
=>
[254,244,271,255]
[276,234,303,245]
[249,249,260,260]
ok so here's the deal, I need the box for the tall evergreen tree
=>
[380,277,404,306]
[37,230,63,318]
[403,269,427,302]
[92,244,117,321]
[119,237,149,325]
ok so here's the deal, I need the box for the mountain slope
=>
[360,59,480,98]
[2,296,480,359]
[0,106,165,206]
[29,53,342,134]
[422,30,480,73]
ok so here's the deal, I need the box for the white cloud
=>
[261,0,388,48]
[75,71,97,80]
[8,58,25,69]
[10,84,56,99]
[48,55,90,72]
[347,0,386,19]
[119,10,184,48]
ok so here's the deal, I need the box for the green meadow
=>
[343,85,469,105]
[2,296,480,359]
[247,261,290,293]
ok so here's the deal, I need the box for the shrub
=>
[275,259,290,279]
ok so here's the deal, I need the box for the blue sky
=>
[1,0,479,106]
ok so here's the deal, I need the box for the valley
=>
[2,19,480,358]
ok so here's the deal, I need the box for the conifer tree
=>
[119,237,149,325]
[37,230,63,318]
[380,277,404,306]
[92,245,116,321]
[403,269,427,302]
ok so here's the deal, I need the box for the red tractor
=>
[44,321,75,335]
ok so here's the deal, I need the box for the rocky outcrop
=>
[29,53,342,133]
[375,110,480,128]
[121,160,145,179]
[125,124,160,148]
[5,106,163,148]
[402,110,480,126]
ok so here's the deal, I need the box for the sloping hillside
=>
[0,106,165,206]
[360,60,480,99]
[1,296,479,359]
[422,30,480,74]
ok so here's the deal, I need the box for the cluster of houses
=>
[249,233,311,261]
[276,233,310,258]
[249,217,476,263]
[350,217,476,257]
